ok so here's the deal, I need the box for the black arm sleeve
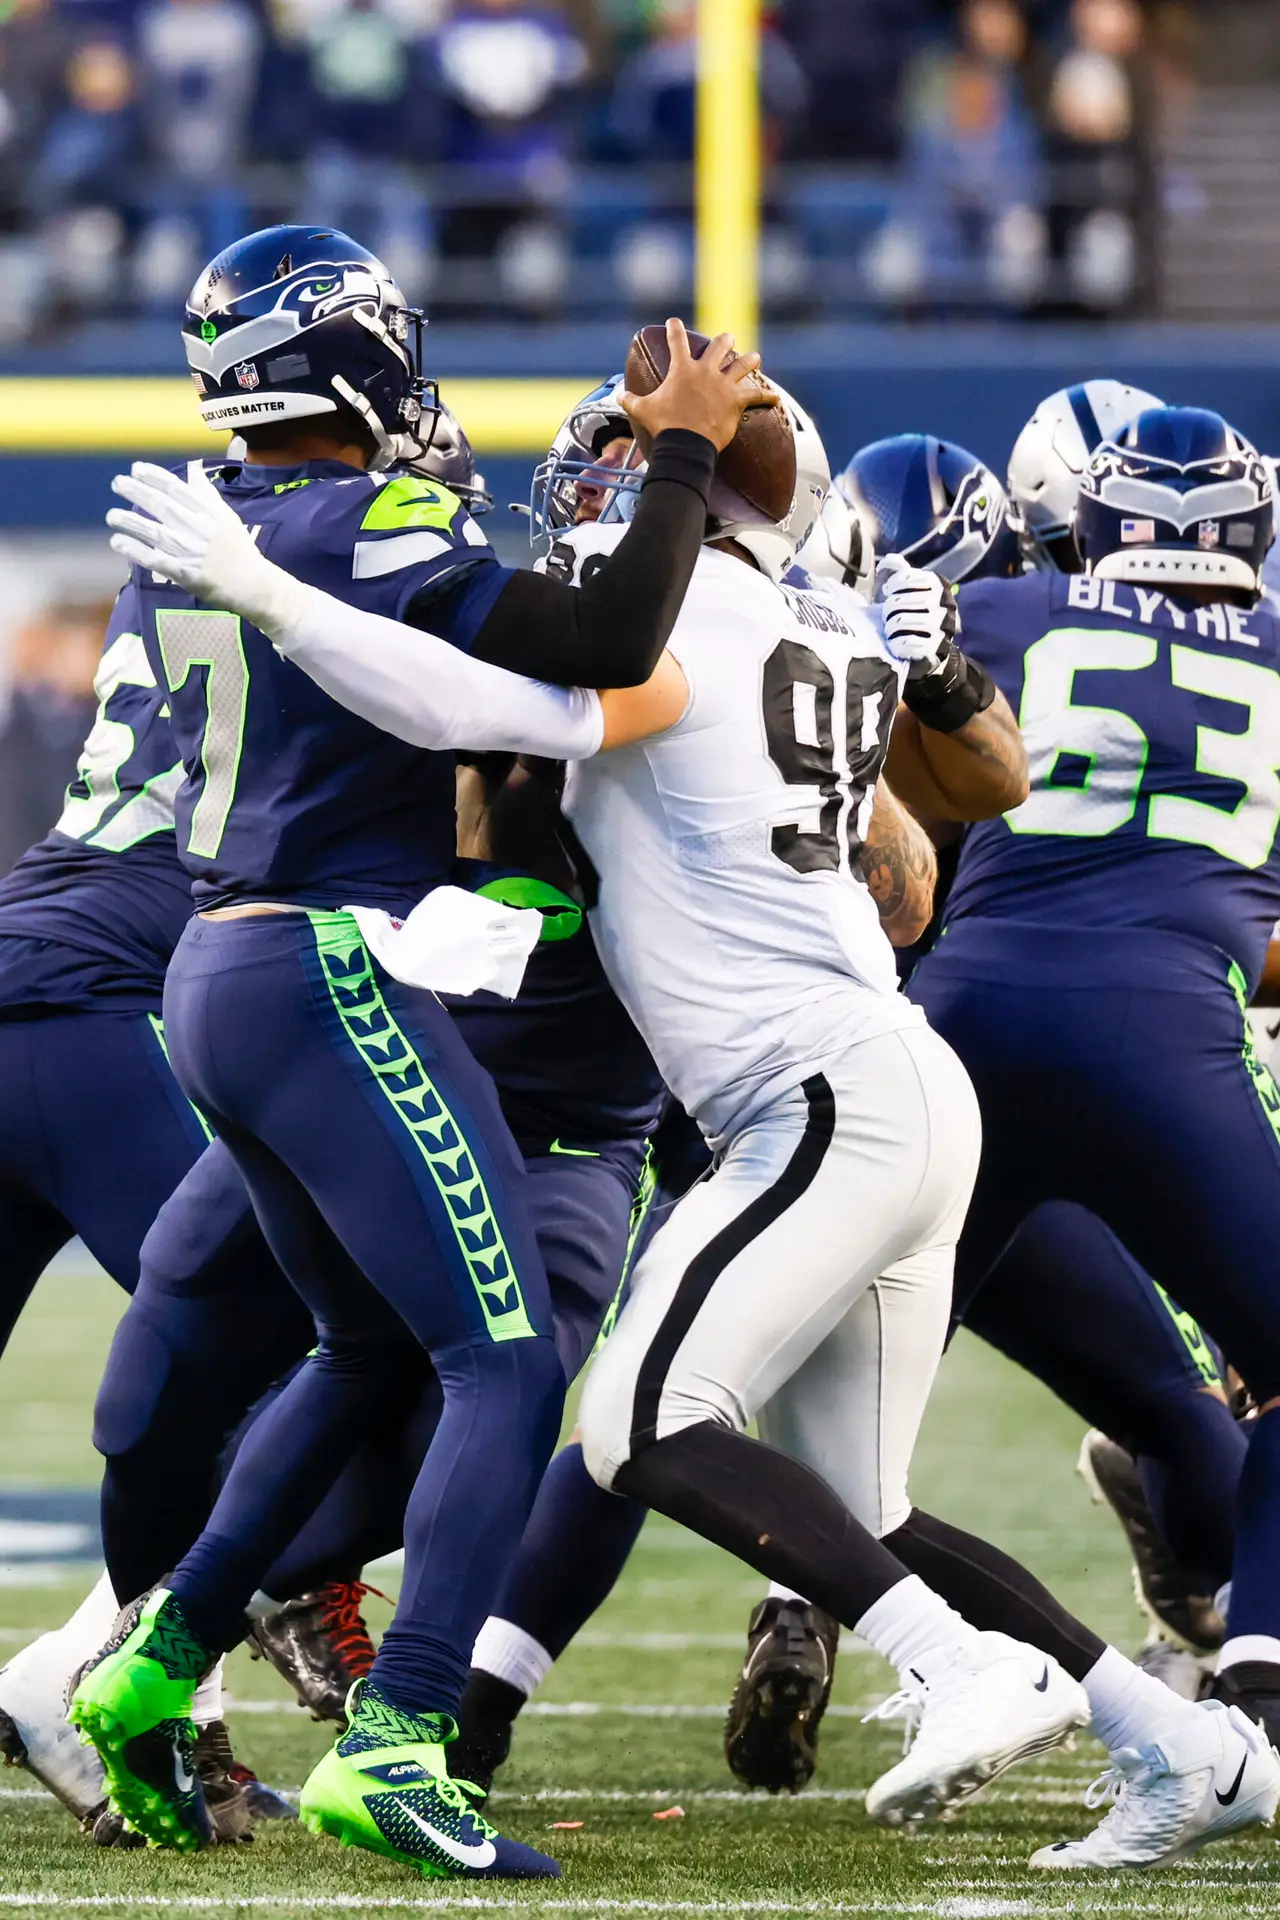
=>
[466,428,716,689]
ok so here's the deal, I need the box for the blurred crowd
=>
[0,0,1210,333]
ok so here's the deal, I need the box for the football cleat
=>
[864,1633,1089,1827]
[1077,1431,1224,1650]
[90,1720,294,1844]
[1206,1660,1280,1751]
[1136,1639,1214,1703]
[0,1643,109,1822]
[249,1581,382,1725]
[724,1596,840,1793]
[299,1681,559,1879]
[68,1588,216,1851]
[1031,1699,1280,1869]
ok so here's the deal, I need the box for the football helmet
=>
[796,489,876,598]
[402,399,492,515]
[1008,381,1164,572]
[529,374,641,538]
[1076,406,1274,597]
[710,382,828,584]
[183,225,435,470]
[836,435,1020,583]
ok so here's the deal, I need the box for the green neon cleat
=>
[299,1681,559,1879]
[68,1588,215,1851]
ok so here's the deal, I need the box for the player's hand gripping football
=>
[876,553,960,678]
[107,461,303,636]
[622,317,776,454]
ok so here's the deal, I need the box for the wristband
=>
[644,429,717,506]
[902,645,996,734]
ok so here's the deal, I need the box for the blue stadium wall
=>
[3,324,1280,530]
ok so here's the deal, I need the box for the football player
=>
[115,383,1280,1865]
[901,405,1280,1860]
[67,224,768,1879]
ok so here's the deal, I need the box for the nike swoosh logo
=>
[1034,1667,1050,1693]
[1216,1754,1249,1806]
[549,1141,600,1157]
[394,1798,497,1868]
[174,1752,195,1794]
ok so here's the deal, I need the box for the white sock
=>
[1083,1643,1198,1750]
[766,1582,807,1604]
[0,1570,118,1701]
[855,1575,979,1675]
[193,1658,224,1728]
[1217,1633,1280,1674]
[470,1617,553,1699]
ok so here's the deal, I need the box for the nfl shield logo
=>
[235,361,260,392]
[1198,520,1220,550]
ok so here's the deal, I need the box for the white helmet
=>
[796,488,875,598]
[1008,380,1164,572]
[709,383,829,584]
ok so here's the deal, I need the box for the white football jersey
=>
[541,525,924,1142]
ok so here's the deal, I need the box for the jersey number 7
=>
[155,609,249,861]
[762,639,898,876]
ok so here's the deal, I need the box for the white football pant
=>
[579,1024,981,1536]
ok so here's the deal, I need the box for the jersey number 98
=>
[762,639,898,876]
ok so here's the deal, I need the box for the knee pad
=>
[93,1300,182,1461]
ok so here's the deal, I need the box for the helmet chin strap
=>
[330,374,401,471]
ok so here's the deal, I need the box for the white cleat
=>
[0,1632,107,1823]
[1031,1699,1280,1870]
[864,1632,1090,1827]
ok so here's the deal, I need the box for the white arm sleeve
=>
[257,573,604,760]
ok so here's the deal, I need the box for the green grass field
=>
[2,1261,1279,1917]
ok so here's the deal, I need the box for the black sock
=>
[458,1669,526,1726]
[882,1508,1106,1681]
[613,1421,909,1628]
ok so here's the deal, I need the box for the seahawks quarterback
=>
[66,226,767,1879]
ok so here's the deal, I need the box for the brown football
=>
[624,323,797,524]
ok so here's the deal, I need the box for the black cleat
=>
[248,1582,382,1725]
[450,1671,522,1800]
[1077,1431,1224,1651]
[1207,1661,1280,1750]
[724,1597,840,1793]
[193,1721,254,1843]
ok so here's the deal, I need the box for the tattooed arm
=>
[859,778,938,947]
[882,688,1029,829]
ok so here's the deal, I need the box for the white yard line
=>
[222,1698,897,1720]
[0,1899,1110,1917]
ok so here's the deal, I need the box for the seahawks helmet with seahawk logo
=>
[1075,407,1274,598]
[183,225,436,469]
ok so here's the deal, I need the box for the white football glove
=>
[875,552,959,674]
[106,461,306,638]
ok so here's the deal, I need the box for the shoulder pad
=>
[361,475,467,535]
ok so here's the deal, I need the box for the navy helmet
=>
[835,434,1020,583]
[403,398,492,515]
[183,225,435,469]
[1076,406,1274,598]
[530,374,641,538]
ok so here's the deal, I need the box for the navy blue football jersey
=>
[0,580,192,1013]
[444,863,664,1150]
[946,571,1280,992]
[136,459,507,912]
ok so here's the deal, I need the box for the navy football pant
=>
[967,1201,1244,1589]
[255,1144,649,1598]
[0,1009,207,1352]
[912,924,1280,1637]
[156,911,563,1715]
